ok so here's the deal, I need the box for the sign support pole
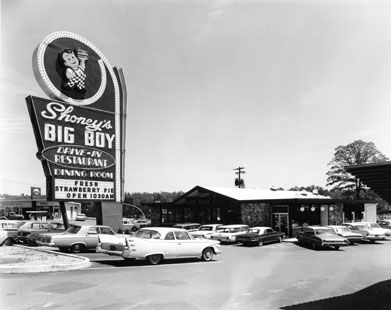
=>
[59,201,69,229]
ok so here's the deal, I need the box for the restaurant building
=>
[144,186,377,237]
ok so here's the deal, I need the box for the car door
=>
[175,231,199,257]
[85,227,100,249]
[301,230,315,245]
[163,231,180,258]
[264,228,277,243]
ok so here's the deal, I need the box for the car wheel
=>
[2,238,13,246]
[201,248,214,261]
[146,254,163,265]
[118,229,123,233]
[334,246,340,250]
[312,243,318,250]
[258,240,263,247]
[70,244,85,253]
[131,227,138,232]
[125,229,130,234]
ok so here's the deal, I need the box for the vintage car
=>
[209,224,249,243]
[75,213,86,221]
[173,223,201,232]
[96,227,222,265]
[328,225,363,244]
[378,219,391,236]
[16,221,67,245]
[237,227,285,246]
[8,212,25,220]
[37,225,119,253]
[118,217,152,233]
[296,226,348,250]
[0,220,23,246]
[343,222,388,242]
[189,224,222,239]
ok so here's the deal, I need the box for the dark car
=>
[297,226,348,250]
[237,227,285,246]
[16,221,68,245]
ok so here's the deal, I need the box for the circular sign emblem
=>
[33,31,113,106]
[33,188,40,195]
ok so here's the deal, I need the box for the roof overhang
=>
[346,161,391,204]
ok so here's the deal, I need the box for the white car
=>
[328,225,363,244]
[210,224,249,243]
[343,222,388,242]
[75,213,86,221]
[190,224,222,239]
[0,220,22,246]
[97,227,222,265]
[37,225,120,253]
[173,223,201,232]
[378,219,391,236]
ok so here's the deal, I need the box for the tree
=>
[327,140,388,199]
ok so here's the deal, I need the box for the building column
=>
[363,203,377,222]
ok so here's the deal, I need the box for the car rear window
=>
[99,227,115,235]
[174,231,191,240]
[316,228,335,235]
[135,229,161,239]
[66,226,81,234]
[199,226,213,231]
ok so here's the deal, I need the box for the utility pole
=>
[234,166,246,188]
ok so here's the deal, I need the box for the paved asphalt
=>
[1,239,390,310]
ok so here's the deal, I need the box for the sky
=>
[1,0,391,195]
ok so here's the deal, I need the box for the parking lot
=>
[1,238,390,310]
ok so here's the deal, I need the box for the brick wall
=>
[328,204,344,225]
[241,202,271,226]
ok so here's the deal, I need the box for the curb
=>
[0,245,91,274]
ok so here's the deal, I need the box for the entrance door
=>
[272,213,289,237]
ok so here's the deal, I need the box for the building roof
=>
[174,186,330,204]
[202,186,330,201]
[346,161,391,204]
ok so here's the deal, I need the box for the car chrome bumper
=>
[96,244,125,256]
[36,241,55,246]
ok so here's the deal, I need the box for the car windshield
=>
[336,227,350,233]
[199,226,213,231]
[369,223,381,228]
[65,226,81,234]
[135,229,161,239]
[355,225,366,229]
[315,228,335,235]
[247,229,260,234]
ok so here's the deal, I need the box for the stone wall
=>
[328,204,344,225]
[241,203,271,226]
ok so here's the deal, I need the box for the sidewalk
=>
[0,245,91,274]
